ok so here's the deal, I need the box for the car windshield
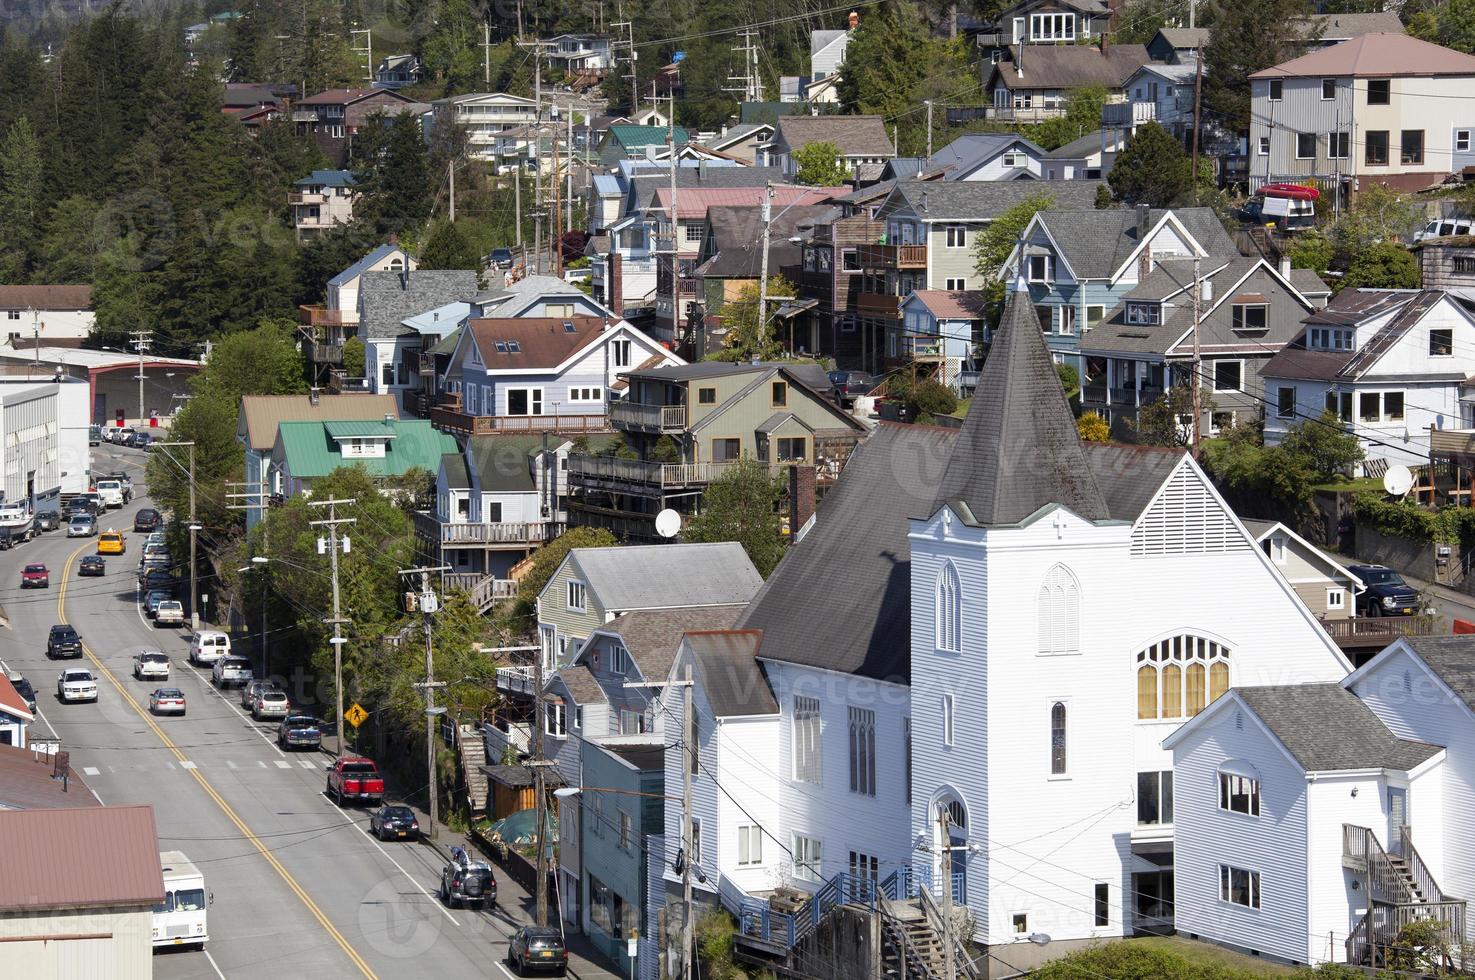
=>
[67,672,93,681]
[384,807,414,820]
[52,628,75,638]
[70,517,89,525]
[260,691,286,701]
[344,763,377,774]
[286,717,318,728]
[159,601,181,610]
[156,689,182,698]
[24,565,45,573]
[142,653,167,663]
[1362,569,1407,586]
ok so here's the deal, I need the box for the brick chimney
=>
[609,252,623,312]
[789,464,816,538]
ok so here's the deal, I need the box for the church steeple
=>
[930,280,1109,527]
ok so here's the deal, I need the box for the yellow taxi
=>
[97,530,126,555]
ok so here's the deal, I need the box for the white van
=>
[95,480,125,509]
[1415,217,1475,242]
[190,631,231,666]
[153,851,208,949]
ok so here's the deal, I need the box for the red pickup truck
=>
[326,757,385,805]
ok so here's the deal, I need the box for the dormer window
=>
[1125,302,1161,326]
[1231,303,1267,332]
[1308,327,1353,351]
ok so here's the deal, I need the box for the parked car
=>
[149,687,186,715]
[326,757,385,804]
[67,495,98,517]
[190,631,231,666]
[508,926,567,976]
[130,431,153,449]
[46,625,82,659]
[211,656,252,689]
[145,590,171,617]
[488,247,515,270]
[57,668,98,703]
[154,600,185,627]
[134,508,161,532]
[439,846,496,908]
[1415,216,1475,242]
[1348,564,1422,617]
[97,531,126,555]
[78,555,106,577]
[3,662,37,713]
[241,679,274,710]
[105,426,131,444]
[369,805,420,841]
[277,715,323,751]
[133,651,170,681]
[20,563,49,589]
[139,569,175,594]
[34,510,59,532]
[827,370,877,406]
[67,514,96,537]
[252,688,291,720]
[88,424,102,446]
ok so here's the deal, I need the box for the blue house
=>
[899,289,985,394]
[1003,204,1240,373]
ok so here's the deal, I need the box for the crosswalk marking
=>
[274,760,291,769]
[82,766,100,776]
[180,760,197,770]
[226,760,238,769]
[258,760,268,768]
[298,759,317,769]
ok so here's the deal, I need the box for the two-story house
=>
[598,124,691,168]
[422,433,575,612]
[765,115,896,180]
[980,0,1112,63]
[1004,205,1240,372]
[928,131,1046,181]
[673,284,1351,975]
[360,270,480,410]
[472,274,615,320]
[1261,288,1475,467]
[300,244,417,380]
[236,392,399,527]
[372,54,423,89]
[543,34,612,72]
[1146,27,1208,65]
[860,179,1105,365]
[1103,62,1199,145]
[435,314,680,438]
[899,290,986,394]
[566,361,864,540]
[1079,256,1331,434]
[1241,518,1365,630]
[398,302,472,417]
[430,93,539,166]
[290,170,357,239]
[1248,33,1475,197]
[986,41,1152,122]
[267,417,458,499]
[0,285,94,348]
[292,88,419,166]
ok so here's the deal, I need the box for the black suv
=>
[133,508,160,532]
[508,926,567,976]
[47,625,82,659]
[1349,564,1422,617]
[439,847,496,908]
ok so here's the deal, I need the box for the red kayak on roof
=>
[1261,183,1321,201]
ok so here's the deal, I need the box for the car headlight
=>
[1383,596,1397,607]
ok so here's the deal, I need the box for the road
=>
[1,443,617,979]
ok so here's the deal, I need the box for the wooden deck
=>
[1319,616,1433,649]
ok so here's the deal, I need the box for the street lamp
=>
[238,556,271,679]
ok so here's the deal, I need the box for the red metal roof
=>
[907,290,989,321]
[0,745,99,810]
[0,674,33,721]
[0,804,163,911]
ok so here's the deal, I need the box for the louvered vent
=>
[1131,466,1251,556]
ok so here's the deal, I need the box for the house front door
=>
[1388,787,1407,853]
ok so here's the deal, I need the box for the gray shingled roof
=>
[1237,685,1442,772]
[548,663,608,706]
[569,543,763,612]
[1083,442,1184,519]
[932,283,1109,527]
[597,607,741,682]
[441,452,471,490]
[466,435,544,493]
[993,43,1151,91]
[1044,129,1113,160]
[1154,27,1210,49]
[1400,636,1475,712]
[773,115,896,159]
[684,631,778,716]
[696,205,837,279]
[885,179,1107,222]
[1035,207,1239,280]
[928,132,1044,178]
[359,270,480,339]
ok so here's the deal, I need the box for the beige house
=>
[1243,518,1364,621]
[766,115,896,179]
[291,170,356,239]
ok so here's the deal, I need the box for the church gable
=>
[1130,459,1252,557]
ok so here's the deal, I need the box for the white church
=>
[646,281,1468,975]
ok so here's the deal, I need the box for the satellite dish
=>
[1384,464,1414,498]
[655,508,682,539]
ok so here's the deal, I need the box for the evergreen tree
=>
[0,115,43,278]
[1107,121,1193,207]
[36,196,107,284]
[1204,0,1318,133]
[685,458,787,577]
[1341,242,1421,291]
[353,114,433,238]
[419,220,481,270]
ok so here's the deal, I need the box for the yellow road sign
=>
[345,703,368,729]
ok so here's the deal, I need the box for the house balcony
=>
[1343,824,1466,968]
[609,400,686,433]
[299,304,355,327]
[902,337,944,361]
[441,571,518,613]
[414,510,561,548]
[781,264,833,297]
[987,105,1067,123]
[289,192,328,205]
[568,455,850,494]
[1320,616,1432,650]
[496,665,538,697]
[1102,101,1157,129]
[1081,382,1164,408]
[855,292,901,318]
[857,243,927,271]
[309,342,344,364]
[429,398,610,437]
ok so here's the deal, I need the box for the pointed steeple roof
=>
[930,281,1109,527]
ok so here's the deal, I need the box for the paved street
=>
[0,443,619,980]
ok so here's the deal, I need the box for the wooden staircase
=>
[881,902,948,979]
[458,725,489,817]
[1344,824,1466,968]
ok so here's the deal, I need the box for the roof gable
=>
[564,543,764,613]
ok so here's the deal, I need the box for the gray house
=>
[1079,255,1330,434]
[928,132,1047,181]
[359,269,480,410]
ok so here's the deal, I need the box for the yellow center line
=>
[57,544,378,980]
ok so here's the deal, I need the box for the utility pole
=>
[1190,56,1204,207]
[448,158,456,222]
[349,27,372,82]
[940,807,955,980]
[29,307,38,377]
[484,21,492,86]
[666,90,680,343]
[925,100,934,159]
[1189,0,1197,29]
[310,499,356,756]
[400,565,450,841]
[515,164,524,251]
[552,125,563,277]
[1191,254,1203,459]
[566,106,575,234]
[529,626,557,927]
[129,330,151,427]
[758,181,774,351]
[155,441,198,627]
[533,42,545,276]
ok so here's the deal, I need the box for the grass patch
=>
[1126,935,1301,975]
[1312,476,1384,494]
[949,398,970,419]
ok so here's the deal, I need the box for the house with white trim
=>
[1242,518,1364,624]
[1261,288,1475,467]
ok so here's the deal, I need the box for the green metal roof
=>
[429,327,462,357]
[276,419,459,479]
[610,123,690,148]
[323,420,400,439]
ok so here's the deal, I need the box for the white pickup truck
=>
[95,480,125,509]
[57,668,98,703]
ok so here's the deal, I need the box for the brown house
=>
[292,88,421,166]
